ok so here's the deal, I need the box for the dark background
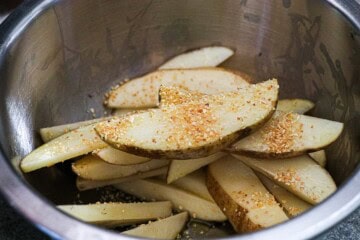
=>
[0,1,359,239]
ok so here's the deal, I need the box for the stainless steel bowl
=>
[0,0,359,239]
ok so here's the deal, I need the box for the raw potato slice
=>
[114,179,227,221]
[58,201,172,227]
[159,46,234,69]
[72,155,169,180]
[309,150,326,167]
[167,152,226,183]
[207,155,288,233]
[122,212,188,239]
[76,167,168,191]
[233,154,336,204]
[21,124,107,173]
[172,170,214,202]
[277,99,315,114]
[230,111,344,158]
[40,117,112,142]
[39,109,140,143]
[97,80,279,160]
[256,172,312,217]
[105,67,250,108]
[94,147,150,165]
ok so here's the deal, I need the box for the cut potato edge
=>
[58,201,172,227]
[229,111,344,159]
[76,166,168,191]
[72,155,169,180]
[122,212,188,239]
[114,178,227,222]
[207,155,288,233]
[159,46,234,70]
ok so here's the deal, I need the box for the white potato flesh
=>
[277,99,315,114]
[72,155,169,180]
[97,80,278,160]
[233,154,336,204]
[159,46,234,70]
[207,155,288,233]
[40,117,112,143]
[172,170,214,202]
[114,179,227,222]
[230,111,344,158]
[94,147,150,165]
[58,201,172,227]
[122,212,188,239]
[21,124,107,173]
[105,67,250,108]
[76,167,168,191]
[167,152,226,183]
[256,172,312,217]
[309,150,327,167]
[113,107,151,116]
[39,109,140,143]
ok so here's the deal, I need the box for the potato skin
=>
[206,169,262,233]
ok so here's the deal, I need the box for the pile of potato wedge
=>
[21,46,343,239]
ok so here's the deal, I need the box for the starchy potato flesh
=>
[21,124,107,173]
[94,147,150,165]
[114,179,227,221]
[72,155,169,180]
[233,154,336,204]
[207,155,288,233]
[39,109,141,143]
[309,150,326,167]
[256,172,312,217]
[105,68,250,108]
[159,46,234,70]
[97,79,279,160]
[167,152,226,183]
[40,117,112,142]
[113,107,151,116]
[58,201,172,227]
[172,170,214,202]
[122,212,188,239]
[230,111,344,158]
[277,99,315,114]
[76,167,168,191]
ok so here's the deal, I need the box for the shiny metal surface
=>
[0,0,359,239]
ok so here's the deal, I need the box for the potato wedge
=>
[114,179,227,221]
[39,109,140,143]
[167,152,226,183]
[122,212,188,239]
[97,79,278,160]
[40,117,112,143]
[277,99,315,114]
[309,150,326,167]
[172,170,214,202]
[76,167,168,191]
[207,155,288,233]
[159,46,234,70]
[230,111,343,158]
[72,155,169,180]
[21,124,107,173]
[58,201,172,227]
[94,147,150,165]
[256,172,312,217]
[233,154,336,204]
[105,67,250,108]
